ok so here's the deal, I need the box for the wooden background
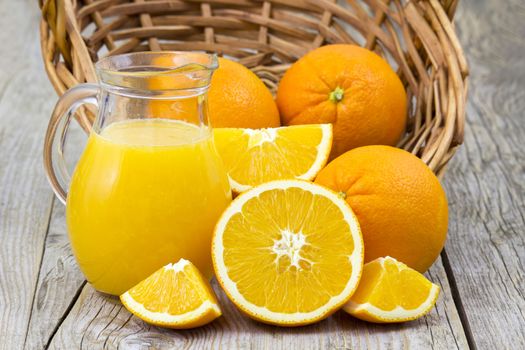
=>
[0,0,523,349]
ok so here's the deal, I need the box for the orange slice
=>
[213,124,332,192]
[343,256,440,323]
[212,180,364,326]
[120,259,221,329]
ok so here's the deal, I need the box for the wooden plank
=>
[47,259,468,349]
[23,201,86,350]
[0,1,58,349]
[441,0,525,348]
[23,100,89,350]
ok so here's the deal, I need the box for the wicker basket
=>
[39,0,468,176]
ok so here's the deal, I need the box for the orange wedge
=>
[212,180,364,326]
[213,124,332,193]
[343,256,440,323]
[120,259,221,329]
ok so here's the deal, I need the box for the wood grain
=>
[47,259,468,349]
[23,201,86,350]
[1,0,523,349]
[442,0,525,348]
[0,1,57,349]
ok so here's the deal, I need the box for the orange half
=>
[213,124,332,193]
[212,180,364,326]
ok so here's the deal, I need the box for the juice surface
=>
[66,119,231,295]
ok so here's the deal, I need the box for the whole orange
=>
[276,44,407,158]
[208,58,280,128]
[315,145,448,272]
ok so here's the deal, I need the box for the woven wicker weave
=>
[39,0,468,176]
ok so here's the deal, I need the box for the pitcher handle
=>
[44,83,99,205]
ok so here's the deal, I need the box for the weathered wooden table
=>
[1,1,523,349]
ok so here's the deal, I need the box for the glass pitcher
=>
[44,52,232,296]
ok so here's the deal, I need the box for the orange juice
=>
[66,119,231,295]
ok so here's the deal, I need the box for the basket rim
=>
[38,0,469,177]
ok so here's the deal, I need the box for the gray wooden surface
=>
[441,0,525,349]
[0,0,523,349]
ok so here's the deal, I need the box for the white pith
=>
[164,258,190,272]
[213,180,364,323]
[244,128,278,148]
[230,124,333,193]
[272,229,310,269]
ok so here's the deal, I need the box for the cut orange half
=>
[343,256,440,323]
[120,259,221,329]
[213,124,332,192]
[212,180,364,326]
